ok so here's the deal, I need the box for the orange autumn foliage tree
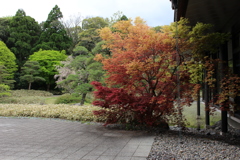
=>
[91,17,196,127]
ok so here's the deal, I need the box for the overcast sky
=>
[0,0,174,27]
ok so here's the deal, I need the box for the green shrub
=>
[85,93,94,104]
[0,84,11,97]
[0,90,53,104]
[0,104,106,122]
[0,96,45,104]
[55,94,80,104]
[10,90,53,97]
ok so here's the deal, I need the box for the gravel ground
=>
[147,124,240,160]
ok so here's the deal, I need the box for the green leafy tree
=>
[0,16,12,43]
[0,84,11,97]
[120,15,128,21]
[82,16,108,30]
[7,9,40,70]
[0,53,13,97]
[20,61,45,90]
[32,5,72,53]
[78,28,99,52]
[72,46,88,57]
[29,50,67,91]
[56,54,105,105]
[92,41,111,56]
[79,16,108,51]
[0,64,15,87]
[0,41,17,81]
[151,26,162,32]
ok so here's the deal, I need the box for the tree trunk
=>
[80,93,87,105]
[47,84,50,91]
[28,82,31,90]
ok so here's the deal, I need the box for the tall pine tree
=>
[32,5,72,53]
[7,9,40,71]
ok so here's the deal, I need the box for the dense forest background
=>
[0,5,162,103]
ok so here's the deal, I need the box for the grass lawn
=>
[45,96,59,104]
[183,101,221,128]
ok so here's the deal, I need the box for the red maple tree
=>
[91,18,195,127]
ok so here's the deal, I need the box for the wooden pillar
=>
[204,70,210,127]
[197,85,201,130]
[221,110,228,133]
[220,43,229,133]
[197,88,201,116]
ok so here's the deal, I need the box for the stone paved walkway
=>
[0,117,155,160]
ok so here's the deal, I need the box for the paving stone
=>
[31,157,49,160]
[24,152,43,157]
[0,118,154,159]
[0,156,18,160]
[102,148,120,156]
[114,156,132,160]
[131,157,148,160]
[50,153,71,159]
[81,155,99,160]
[133,145,153,157]
[17,157,35,160]
[97,155,116,160]
[117,151,134,157]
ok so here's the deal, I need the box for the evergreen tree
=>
[20,61,45,90]
[7,9,40,70]
[120,15,128,21]
[0,16,11,44]
[79,17,108,51]
[56,54,105,105]
[32,5,72,53]
[0,41,17,80]
[72,46,88,57]
[92,41,111,56]
[0,64,15,87]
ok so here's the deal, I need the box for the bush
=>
[10,89,53,97]
[85,93,94,104]
[55,94,80,104]
[0,90,53,104]
[0,104,106,122]
[0,96,45,104]
[0,84,11,97]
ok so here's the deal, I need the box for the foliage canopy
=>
[0,41,17,80]
[92,18,229,127]
[32,5,72,53]
[20,61,45,90]
[7,9,40,70]
[29,50,67,90]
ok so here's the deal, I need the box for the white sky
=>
[0,0,174,27]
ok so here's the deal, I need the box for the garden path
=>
[0,117,154,160]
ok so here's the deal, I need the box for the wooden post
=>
[197,84,201,130]
[221,110,228,133]
[220,43,229,133]
[204,70,210,127]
